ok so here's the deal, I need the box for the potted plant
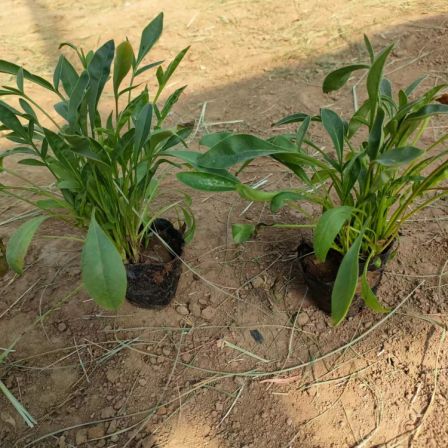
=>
[0,12,195,310]
[176,36,448,324]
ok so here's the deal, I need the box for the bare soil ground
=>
[1,1,448,447]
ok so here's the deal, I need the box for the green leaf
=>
[361,273,390,313]
[331,233,363,325]
[0,60,55,92]
[275,113,320,126]
[18,158,46,166]
[323,64,369,93]
[136,12,163,66]
[199,132,231,148]
[16,67,24,92]
[270,191,306,213]
[364,35,375,62]
[6,216,47,274]
[197,134,295,169]
[367,44,394,110]
[408,104,448,120]
[367,107,385,160]
[81,214,126,310]
[376,146,423,166]
[156,47,189,92]
[68,71,89,125]
[86,40,115,131]
[113,40,134,97]
[320,108,345,165]
[404,75,426,96]
[134,60,163,77]
[232,224,256,244]
[177,172,239,192]
[314,206,354,262]
[0,103,27,139]
[133,103,152,151]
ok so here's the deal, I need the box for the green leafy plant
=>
[176,36,448,324]
[0,12,195,309]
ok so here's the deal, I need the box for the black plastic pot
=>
[297,241,396,315]
[125,219,184,308]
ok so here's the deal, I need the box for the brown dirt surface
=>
[1,1,448,447]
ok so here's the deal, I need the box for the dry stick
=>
[218,383,245,426]
[260,282,423,379]
[0,279,40,319]
[438,257,448,301]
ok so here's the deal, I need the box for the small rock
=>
[58,436,66,448]
[189,302,202,317]
[1,411,16,428]
[97,440,106,447]
[138,378,147,386]
[181,352,193,363]
[113,398,125,411]
[87,425,105,439]
[201,306,216,321]
[203,424,211,436]
[157,406,167,416]
[100,406,114,419]
[287,418,293,426]
[110,434,119,442]
[198,297,208,305]
[75,429,88,445]
[297,313,309,326]
[107,420,117,434]
[149,356,157,364]
[57,322,67,332]
[162,347,171,356]
[176,305,189,316]
[215,402,223,411]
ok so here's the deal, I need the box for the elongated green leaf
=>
[55,55,79,96]
[0,60,55,92]
[6,216,47,274]
[86,40,115,130]
[18,158,46,166]
[348,99,370,138]
[159,47,189,88]
[133,103,152,151]
[314,206,354,261]
[270,191,307,213]
[376,146,423,166]
[81,215,126,310]
[404,75,426,96]
[323,64,369,93]
[331,233,363,325]
[275,113,320,126]
[0,103,27,139]
[134,60,163,77]
[113,40,134,97]
[361,273,390,313]
[367,107,385,160]
[408,103,448,120]
[16,67,24,92]
[321,108,345,165]
[177,172,239,192]
[232,224,256,244]
[137,12,163,66]
[364,35,375,63]
[200,132,231,148]
[367,44,394,109]
[197,134,294,169]
[68,71,89,125]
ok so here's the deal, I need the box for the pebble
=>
[157,406,167,416]
[176,305,189,316]
[189,302,202,317]
[138,378,147,386]
[287,418,293,426]
[201,306,216,321]
[181,352,193,363]
[100,406,114,419]
[58,436,66,448]
[297,313,309,326]
[87,425,105,439]
[215,402,223,411]
[107,420,118,434]
[162,347,171,356]
[57,322,67,332]
[110,434,119,442]
[75,429,88,445]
